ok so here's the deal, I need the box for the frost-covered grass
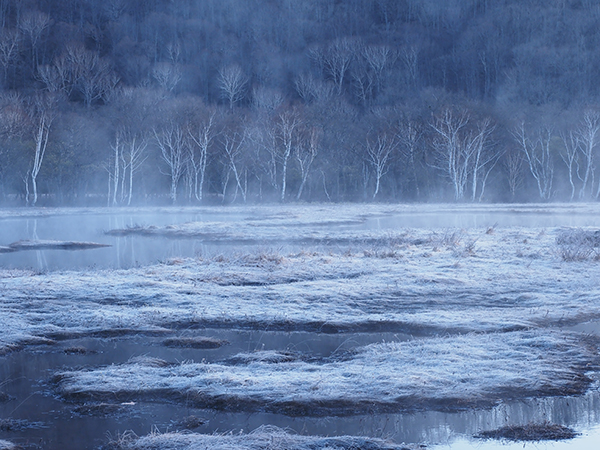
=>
[556,228,600,261]
[2,202,600,439]
[107,425,411,450]
[0,441,16,450]
[55,330,598,415]
[2,221,600,353]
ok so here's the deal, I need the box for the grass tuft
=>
[556,228,600,261]
[104,425,411,450]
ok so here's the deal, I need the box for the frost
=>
[107,425,412,450]
[55,330,598,415]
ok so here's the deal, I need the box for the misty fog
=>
[0,1,598,205]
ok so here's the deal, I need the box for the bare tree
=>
[65,44,119,107]
[122,130,148,205]
[396,119,423,198]
[365,129,397,200]
[512,122,555,201]
[152,62,181,94]
[294,73,335,104]
[0,29,19,87]
[0,93,27,198]
[247,118,279,197]
[154,123,188,203]
[296,126,320,200]
[351,56,374,106]
[401,46,420,88]
[274,109,302,202]
[252,86,284,112]
[310,38,356,96]
[221,129,248,203]
[560,130,580,201]
[188,111,216,202]
[504,148,525,201]
[468,118,497,202]
[362,44,396,91]
[37,53,75,95]
[109,130,122,206]
[218,64,247,110]
[18,11,49,67]
[27,93,57,206]
[575,111,600,200]
[431,109,495,201]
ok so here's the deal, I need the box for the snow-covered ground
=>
[2,203,600,449]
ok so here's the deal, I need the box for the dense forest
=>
[0,0,599,205]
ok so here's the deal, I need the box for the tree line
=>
[1,0,600,205]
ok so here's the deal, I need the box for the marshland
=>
[2,203,600,449]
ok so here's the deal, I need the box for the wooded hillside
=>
[0,0,598,205]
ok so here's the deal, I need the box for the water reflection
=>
[2,208,600,271]
[0,211,243,270]
[1,331,600,449]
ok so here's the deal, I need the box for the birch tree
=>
[504,148,524,201]
[247,118,279,198]
[397,119,423,199]
[296,126,320,200]
[109,130,121,205]
[274,109,302,202]
[123,131,148,205]
[187,111,216,202]
[26,94,56,206]
[221,129,247,203]
[468,118,497,202]
[154,123,187,204]
[364,129,397,200]
[559,130,580,201]
[431,109,495,201]
[575,111,600,199]
[512,122,555,201]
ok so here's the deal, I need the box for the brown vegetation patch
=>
[477,422,578,441]
[6,240,110,251]
[64,346,95,355]
[162,337,229,349]
[174,415,207,430]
